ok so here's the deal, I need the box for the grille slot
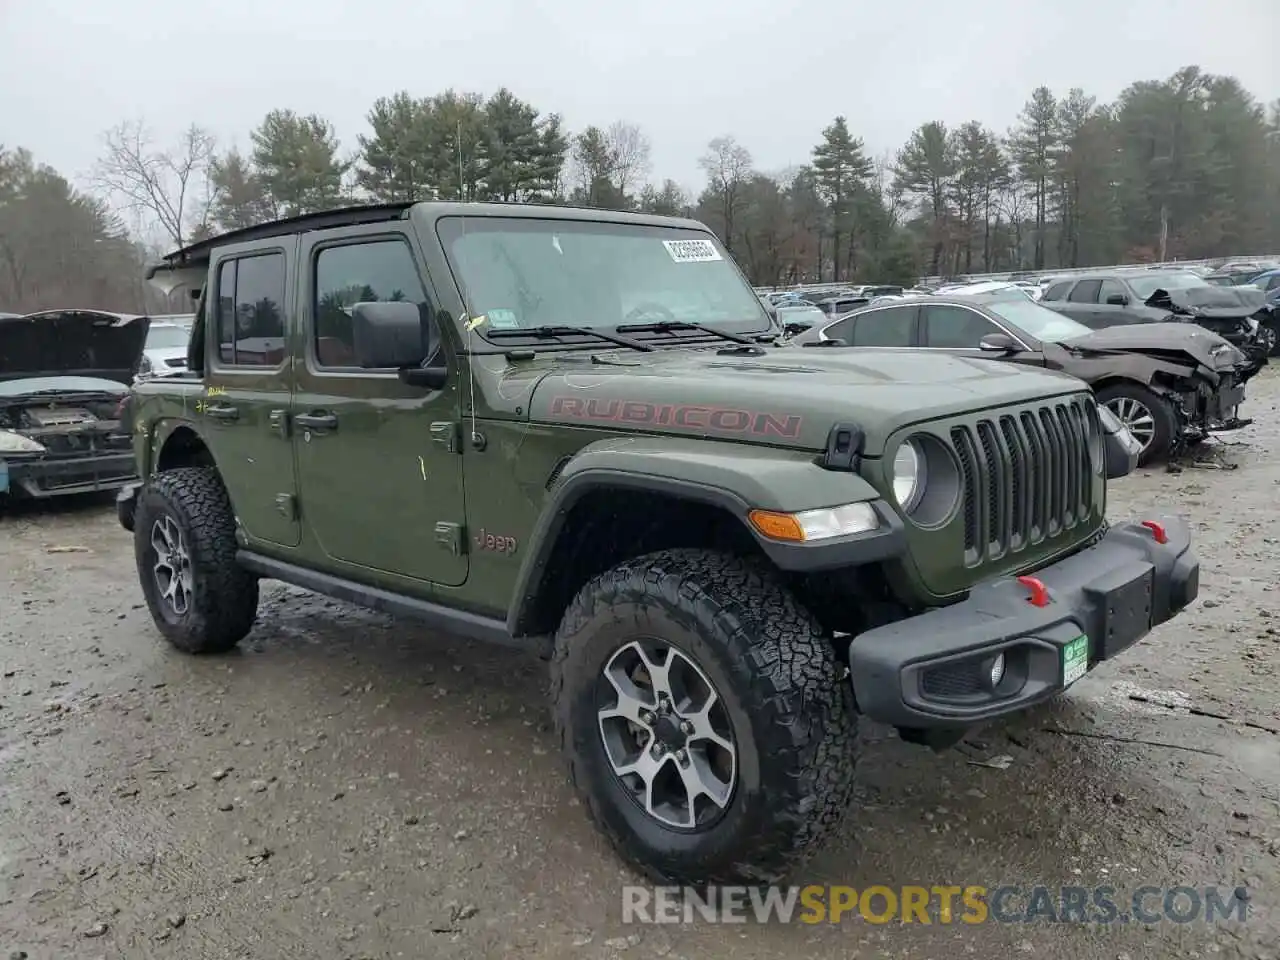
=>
[953,398,1096,565]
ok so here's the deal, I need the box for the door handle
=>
[294,412,338,431]
[205,404,239,421]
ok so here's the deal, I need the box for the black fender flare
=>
[505,436,906,637]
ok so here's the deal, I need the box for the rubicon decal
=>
[549,397,802,439]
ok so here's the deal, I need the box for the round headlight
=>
[892,440,925,511]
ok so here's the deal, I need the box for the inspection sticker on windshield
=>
[486,309,520,329]
[1062,635,1089,687]
[663,239,723,263]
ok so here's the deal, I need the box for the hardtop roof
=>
[152,200,712,273]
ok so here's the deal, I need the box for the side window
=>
[1098,279,1128,304]
[852,307,914,347]
[1043,280,1072,301]
[216,252,286,366]
[820,316,854,344]
[1067,279,1102,303]
[1267,275,1280,292]
[313,239,430,369]
[923,304,999,348]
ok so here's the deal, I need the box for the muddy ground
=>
[2,373,1278,960]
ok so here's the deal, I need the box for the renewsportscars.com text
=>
[622,885,1251,925]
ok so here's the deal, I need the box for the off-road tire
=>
[134,467,258,654]
[1096,383,1177,467]
[551,548,858,885]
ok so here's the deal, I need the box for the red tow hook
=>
[1140,520,1169,544]
[1016,575,1051,608]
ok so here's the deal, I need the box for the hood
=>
[1144,285,1266,319]
[0,310,150,385]
[523,346,1085,455]
[1064,322,1243,371]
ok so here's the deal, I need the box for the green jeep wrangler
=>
[120,202,1198,885]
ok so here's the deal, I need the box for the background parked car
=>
[1040,269,1275,361]
[789,291,1254,465]
[136,319,194,380]
[0,309,146,500]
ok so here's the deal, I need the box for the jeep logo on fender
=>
[474,529,517,555]
[549,397,802,440]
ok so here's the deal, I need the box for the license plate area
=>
[1083,563,1155,660]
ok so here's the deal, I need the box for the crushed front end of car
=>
[1144,286,1271,381]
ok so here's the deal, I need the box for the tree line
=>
[2,64,1277,312]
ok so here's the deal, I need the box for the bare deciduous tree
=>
[605,121,652,198]
[699,136,753,253]
[91,120,216,249]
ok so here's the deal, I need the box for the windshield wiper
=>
[484,325,654,352]
[614,319,756,345]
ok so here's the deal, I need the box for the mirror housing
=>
[352,301,446,388]
[1097,403,1141,479]
[1105,293,1129,306]
[978,332,1018,354]
[783,320,814,337]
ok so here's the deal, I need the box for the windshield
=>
[1127,273,1206,299]
[981,297,1093,343]
[436,217,770,338]
[146,324,190,349]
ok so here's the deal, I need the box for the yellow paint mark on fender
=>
[205,385,227,397]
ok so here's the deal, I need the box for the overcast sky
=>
[2,0,1277,197]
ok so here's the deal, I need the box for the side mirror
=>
[352,301,445,387]
[1097,404,1141,479]
[1105,293,1129,306]
[978,332,1018,354]
[783,320,814,337]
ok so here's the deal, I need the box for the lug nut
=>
[639,711,654,725]
[680,720,693,735]
[651,743,664,758]
[676,749,689,765]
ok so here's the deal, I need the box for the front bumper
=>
[117,482,141,531]
[0,452,138,498]
[847,516,1198,729]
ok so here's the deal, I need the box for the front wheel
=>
[551,548,858,885]
[1259,317,1279,357]
[1096,383,1177,466]
[134,467,259,654]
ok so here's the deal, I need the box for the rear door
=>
[201,241,301,547]
[291,223,468,587]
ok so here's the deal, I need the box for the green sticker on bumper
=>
[1063,635,1089,687]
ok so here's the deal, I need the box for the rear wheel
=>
[1096,383,1177,466]
[134,467,258,654]
[551,548,858,885]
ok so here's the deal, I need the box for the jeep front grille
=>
[951,397,1097,565]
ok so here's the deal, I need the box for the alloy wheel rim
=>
[1104,397,1156,451]
[596,639,737,830]
[150,515,193,617]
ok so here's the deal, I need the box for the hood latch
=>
[819,422,865,472]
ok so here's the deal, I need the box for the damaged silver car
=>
[0,309,147,500]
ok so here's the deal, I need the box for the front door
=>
[201,242,301,547]
[920,303,1045,368]
[291,225,468,586]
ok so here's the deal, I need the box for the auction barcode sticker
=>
[663,239,723,263]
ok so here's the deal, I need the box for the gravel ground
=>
[2,371,1278,960]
